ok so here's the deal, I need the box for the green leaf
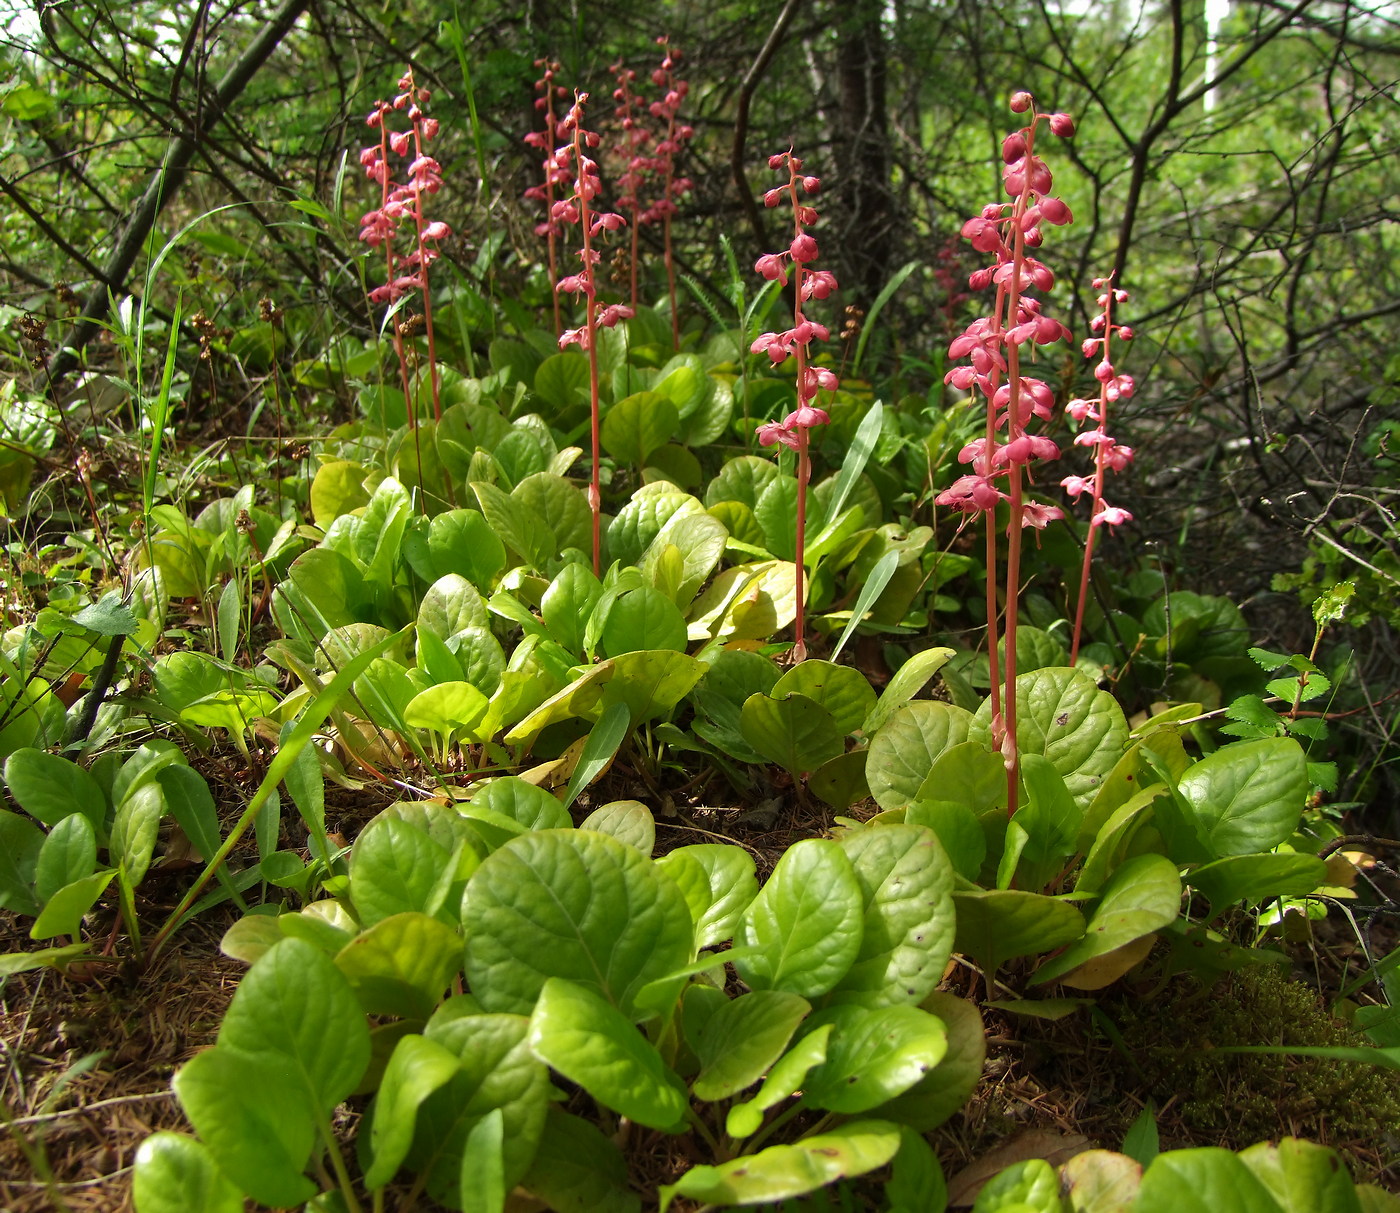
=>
[173,1049,317,1208]
[427,508,507,590]
[34,813,98,904]
[473,777,571,830]
[887,1126,948,1213]
[735,839,864,998]
[868,702,974,810]
[5,748,108,831]
[578,800,655,855]
[971,668,1130,807]
[692,990,812,1101]
[472,480,553,570]
[542,562,606,656]
[217,937,371,1113]
[413,1012,550,1200]
[801,1004,947,1113]
[740,692,847,777]
[1238,1138,1364,1213]
[971,1157,1062,1212]
[461,1107,507,1213]
[1032,854,1181,985]
[1177,738,1308,858]
[365,1034,462,1190]
[1136,1148,1288,1213]
[655,844,759,949]
[564,704,633,813]
[310,459,370,526]
[1124,1106,1160,1167]
[863,648,956,736]
[830,550,901,662]
[112,781,163,886]
[825,824,956,1008]
[602,391,680,466]
[405,681,491,740]
[906,800,987,883]
[30,870,115,940]
[514,472,592,554]
[772,661,878,736]
[870,990,986,1131]
[534,352,591,409]
[952,888,1086,977]
[600,587,689,656]
[463,828,693,1018]
[725,1025,834,1138]
[0,808,44,915]
[351,815,455,926]
[520,1107,640,1213]
[659,1120,902,1211]
[1188,853,1327,920]
[528,977,688,1131]
[132,1131,244,1213]
[335,911,463,1019]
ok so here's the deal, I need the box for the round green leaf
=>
[1238,1138,1365,1213]
[971,1157,1062,1212]
[601,391,680,466]
[427,508,507,589]
[34,812,97,904]
[1177,738,1308,858]
[800,1004,947,1113]
[1136,1147,1289,1213]
[952,888,1086,977]
[741,692,847,778]
[825,824,956,1008]
[350,815,455,927]
[772,661,878,737]
[736,839,864,999]
[871,991,986,1131]
[867,702,974,810]
[4,747,108,830]
[132,1131,244,1213]
[528,977,688,1131]
[463,829,693,1018]
[364,1034,462,1190]
[335,911,464,1019]
[1188,853,1328,919]
[514,472,592,555]
[405,681,490,740]
[473,777,571,831]
[520,1107,639,1213]
[655,844,758,949]
[970,668,1130,807]
[579,801,655,855]
[600,587,689,656]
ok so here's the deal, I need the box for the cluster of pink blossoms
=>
[936,92,1076,530]
[523,61,570,241]
[640,39,694,228]
[550,93,634,350]
[1062,279,1136,529]
[753,152,840,452]
[358,71,449,306]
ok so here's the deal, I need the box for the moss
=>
[1111,967,1400,1181]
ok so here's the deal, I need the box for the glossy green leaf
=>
[972,1157,1062,1212]
[606,490,700,567]
[810,750,872,811]
[463,828,693,1017]
[656,843,758,949]
[736,838,864,998]
[741,691,846,777]
[365,1034,462,1189]
[173,1049,317,1208]
[335,911,463,1019]
[514,472,593,555]
[542,562,606,656]
[412,1012,550,1200]
[1032,854,1181,985]
[868,702,974,810]
[870,990,985,1131]
[4,747,108,830]
[692,990,811,1101]
[1177,738,1309,858]
[30,870,115,940]
[472,480,554,570]
[461,1106,507,1213]
[800,1004,947,1112]
[579,800,655,855]
[726,1023,834,1138]
[564,703,633,812]
[131,1131,244,1213]
[1238,1138,1363,1213]
[529,977,688,1130]
[351,815,455,926]
[1136,1148,1288,1213]
[427,507,508,589]
[643,512,727,608]
[970,668,1130,806]
[906,799,987,882]
[864,652,957,738]
[34,812,97,904]
[826,824,955,1007]
[405,681,490,741]
[112,781,164,886]
[1188,853,1328,920]
[660,1120,902,1211]
[310,459,370,526]
[473,777,571,831]
[217,937,371,1113]
[602,390,680,466]
[952,888,1086,977]
[420,572,491,638]
[534,352,590,409]
[772,661,877,736]
[520,1107,640,1213]
[600,586,689,656]
[600,649,708,725]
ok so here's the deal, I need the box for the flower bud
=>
[1048,112,1075,137]
[1010,91,1033,113]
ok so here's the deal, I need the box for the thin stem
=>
[795,428,809,661]
[573,110,604,577]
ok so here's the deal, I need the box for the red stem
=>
[1069,291,1115,664]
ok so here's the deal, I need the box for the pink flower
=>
[757,419,799,450]
[755,253,788,282]
[938,474,1007,513]
[1093,505,1133,528]
[802,270,839,300]
[1061,474,1093,498]
[790,232,819,262]
[1048,112,1075,137]
[1020,501,1064,529]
